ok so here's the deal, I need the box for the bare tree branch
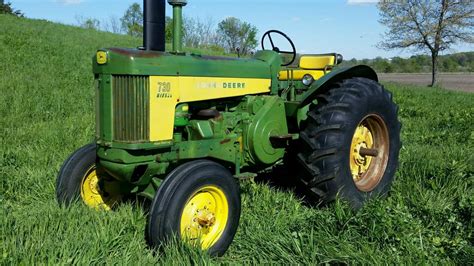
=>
[377,0,473,86]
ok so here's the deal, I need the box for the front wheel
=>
[295,77,401,209]
[146,160,241,257]
[56,143,122,210]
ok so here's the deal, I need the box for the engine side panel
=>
[149,76,271,141]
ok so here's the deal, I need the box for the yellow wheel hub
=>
[180,186,229,249]
[80,167,121,211]
[350,124,374,180]
[349,115,390,192]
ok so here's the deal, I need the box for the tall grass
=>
[1,15,472,264]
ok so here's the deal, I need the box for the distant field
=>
[379,73,474,92]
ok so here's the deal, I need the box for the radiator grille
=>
[112,75,150,142]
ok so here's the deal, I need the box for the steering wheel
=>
[261,30,296,66]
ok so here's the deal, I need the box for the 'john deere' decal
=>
[196,82,247,89]
[223,82,246,89]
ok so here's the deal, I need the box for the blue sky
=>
[12,0,474,59]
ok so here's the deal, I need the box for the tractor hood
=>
[93,48,281,79]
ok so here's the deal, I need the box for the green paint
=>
[96,74,113,141]
[253,50,282,94]
[172,5,183,52]
[174,104,189,127]
[245,96,288,165]
[93,49,278,79]
[138,177,163,200]
[190,120,214,139]
[96,140,173,150]
[297,104,310,128]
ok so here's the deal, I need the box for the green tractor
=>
[56,0,401,256]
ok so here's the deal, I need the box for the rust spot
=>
[108,48,166,58]
[193,54,241,61]
[220,139,231,145]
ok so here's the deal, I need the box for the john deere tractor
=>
[56,0,401,256]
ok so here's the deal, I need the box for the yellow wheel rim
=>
[180,185,229,249]
[80,167,121,210]
[350,114,390,192]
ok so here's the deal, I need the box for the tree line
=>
[76,3,258,56]
[341,52,474,73]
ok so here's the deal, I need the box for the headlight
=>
[302,74,314,86]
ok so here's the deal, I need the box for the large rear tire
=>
[296,77,401,209]
[146,160,241,257]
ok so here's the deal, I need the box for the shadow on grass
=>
[253,163,324,208]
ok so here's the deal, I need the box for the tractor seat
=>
[279,53,342,81]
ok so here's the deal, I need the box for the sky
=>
[11,0,474,59]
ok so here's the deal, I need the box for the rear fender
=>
[299,65,378,107]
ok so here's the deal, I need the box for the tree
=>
[165,16,173,43]
[183,16,219,49]
[121,3,143,37]
[1,0,23,17]
[217,17,258,56]
[81,18,100,30]
[103,15,122,34]
[75,15,100,30]
[378,0,474,86]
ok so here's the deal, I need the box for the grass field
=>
[1,15,473,264]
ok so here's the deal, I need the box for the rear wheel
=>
[296,77,401,208]
[146,160,241,256]
[56,143,122,210]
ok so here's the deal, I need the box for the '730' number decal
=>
[156,82,172,98]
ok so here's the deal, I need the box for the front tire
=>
[296,77,401,208]
[56,143,122,210]
[146,160,241,257]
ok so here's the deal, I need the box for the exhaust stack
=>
[143,0,166,51]
[168,0,187,53]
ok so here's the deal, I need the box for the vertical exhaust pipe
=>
[168,0,187,53]
[143,0,166,51]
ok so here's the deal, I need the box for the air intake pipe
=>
[143,0,166,51]
[168,0,187,53]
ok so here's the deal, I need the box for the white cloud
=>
[291,17,301,22]
[55,0,84,5]
[319,17,334,23]
[347,0,379,4]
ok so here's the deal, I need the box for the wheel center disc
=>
[349,115,390,192]
[196,210,216,227]
[351,124,374,180]
[180,186,229,249]
[87,174,100,195]
[80,167,121,210]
